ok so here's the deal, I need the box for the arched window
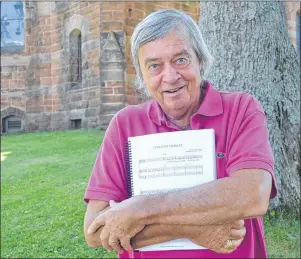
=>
[70,29,82,84]
[297,12,300,57]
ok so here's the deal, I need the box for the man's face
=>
[138,31,202,120]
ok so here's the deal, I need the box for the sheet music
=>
[128,129,216,251]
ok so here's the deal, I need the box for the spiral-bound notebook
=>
[126,129,216,251]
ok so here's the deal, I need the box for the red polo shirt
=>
[84,81,277,258]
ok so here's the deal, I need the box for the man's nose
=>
[162,63,180,83]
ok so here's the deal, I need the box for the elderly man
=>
[84,9,277,258]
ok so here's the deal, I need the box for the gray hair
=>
[131,9,214,97]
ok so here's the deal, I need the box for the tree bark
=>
[198,1,300,212]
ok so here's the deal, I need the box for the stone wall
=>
[1,1,200,133]
[24,2,106,131]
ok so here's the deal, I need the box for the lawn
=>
[1,129,300,258]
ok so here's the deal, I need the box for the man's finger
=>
[88,213,106,234]
[100,226,112,252]
[219,238,243,254]
[232,238,243,248]
[109,237,124,254]
[120,237,134,252]
[232,220,244,230]
[230,227,246,240]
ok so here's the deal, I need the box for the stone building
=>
[1,1,300,133]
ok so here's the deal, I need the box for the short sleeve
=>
[83,116,129,203]
[226,95,277,199]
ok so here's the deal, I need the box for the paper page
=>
[128,129,216,251]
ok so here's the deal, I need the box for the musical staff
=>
[139,165,203,179]
[140,187,186,195]
[139,155,202,164]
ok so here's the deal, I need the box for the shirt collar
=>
[147,81,224,126]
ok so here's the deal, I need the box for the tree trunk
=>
[198,1,300,212]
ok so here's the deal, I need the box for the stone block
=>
[82,100,89,108]
[7,107,17,115]
[56,104,65,111]
[44,106,53,113]
[39,119,51,128]
[44,100,52,106]
[69,109,84,120]
[83,78,92,88]
[91,77,100,87]
[80,118,87,128]
[102,103,125,114]
[100,50,124,63]
[102,2,124,11]
[52,112,65,121]
[85,107,99,117]
[88,91,96,98]
[106,81,125,87]
[101,94,125,103]
[71,94,82,102]
[100,62,125,70]
[1,67,12,77]
[1,109,8,118]
[27,106,43,113]
[113,86,125,95]
[100,70,124,81]
[125,26,134,36]
[68,102,84,110]
[26,122,39,132]
[125,17,141,28]
[99,114,114,126]
[89,98,102,107]
[39,112,51,121]
[99,11,113,20]
[100,31,124,54]
[1,79,10,89]
[52,120,69,131]
[102,88,113,95]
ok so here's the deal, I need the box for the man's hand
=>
[187,219,246,254]
[87,198,146,252]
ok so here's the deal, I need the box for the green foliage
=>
[1,130,300,258]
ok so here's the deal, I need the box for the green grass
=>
[1,129,117,258]
[264,210,300,258]
[1,130,300,258]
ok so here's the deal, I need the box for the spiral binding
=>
[125,141,134,197]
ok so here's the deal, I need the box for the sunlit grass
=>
[1,151,11,161]
[1,129,300,258]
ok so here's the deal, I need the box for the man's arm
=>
[84,200,109,248]
[84,200,246,253]
[142,169,272,226]
[84,200,187,253]
[88,169,272,250]
[132,220,246,254]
